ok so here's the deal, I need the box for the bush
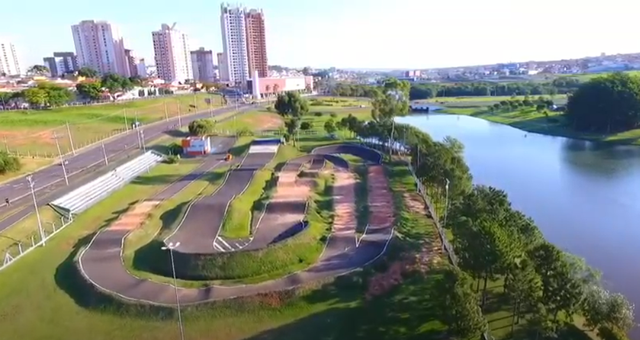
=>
[314,112,323,117]
[164,155,180,164]
[266,106,273,112]
[300,122,313,130]
[329,112,337,118]
[167,143,183,155]
[598,326,629,340]
[188,119,215,136]
[237,127,254,136]
[0,151,21,174]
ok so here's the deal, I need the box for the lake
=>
[397,113,640,335]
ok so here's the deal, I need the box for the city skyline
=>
[2,0,639,70]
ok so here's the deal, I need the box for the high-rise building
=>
[245,9,268,78]
[220,3,250,85]
[152,23,193,83]
[123,49,146,78]
[0,40,21,76]
[190,47,215,83]
[217,52,228,81]
[43,52,78,77]
[71,20,130,76]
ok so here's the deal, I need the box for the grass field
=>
[0,157,53,184]
[0,102,459,340]
[0,93,223,156]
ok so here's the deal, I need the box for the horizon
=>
[2,0,637,70]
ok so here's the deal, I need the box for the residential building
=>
[71,20,130,76]
[136,58,147,78]
[220,3,250,85]
[245,8,268,78]
[43,52,78,77]
[0,40,21,76]
[217,52,228,81]
[190,47,215,83]
[152,23,193,83]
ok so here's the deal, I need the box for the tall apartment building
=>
[152,23,193,83]
[190,47,215,83]
[71,20,130,76]
[217,52,228,81]
[0,40,21,76]
[43,52,78,77]
[245,9,268,78]
[220,3,250,85]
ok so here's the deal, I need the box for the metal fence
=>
[1,215,73,272]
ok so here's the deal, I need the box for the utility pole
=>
[124,109,129,131]
[162,242,185,340]
[3,136,8,152]
[27,175,46,246]
[164,100,169,121]
[52,132,69,186]
[140,129,146,152]
[101,142,108,165]
[66,122,76,155]
[177,100,182,126]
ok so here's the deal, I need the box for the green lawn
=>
[1,93,223,156]
[0,106,456,340]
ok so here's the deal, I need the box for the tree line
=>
[326,78,634,340]
[329,77,585,101]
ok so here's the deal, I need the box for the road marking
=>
[213,242,226,252]
[216,237,234,251]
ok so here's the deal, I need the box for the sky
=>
[3,0,639,70]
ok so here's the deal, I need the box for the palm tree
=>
[265,84,271,102]
[273,84,280,95]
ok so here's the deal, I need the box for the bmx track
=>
[77,142,394,305]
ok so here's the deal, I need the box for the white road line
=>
[216,237,234,251]
[213,241,226,252]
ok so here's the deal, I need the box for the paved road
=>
[164,150,277,253]
[0,100,257,213]
[78,143,394,305]
[0,102,258,232]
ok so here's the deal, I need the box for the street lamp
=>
[26,175,46,245]
[443,178,450,227]
[161,242,184,340]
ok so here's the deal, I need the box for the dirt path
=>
[108,200,161,231]
[333,171,357,234]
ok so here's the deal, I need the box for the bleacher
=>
[49,151,165,218]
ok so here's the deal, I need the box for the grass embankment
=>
[422,95,640,145]
[1,93,222,156]
[353,165,369,235]
[0,147,453,340]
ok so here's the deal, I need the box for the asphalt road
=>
[164,150,277,253]
[77,143,394,305]
[0,100,257,212]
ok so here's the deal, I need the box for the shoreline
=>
[434,109,640,147]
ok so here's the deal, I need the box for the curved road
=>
[0,101,258,232]
[77,143,393,305]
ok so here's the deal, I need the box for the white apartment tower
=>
[152,23,193,84]
[71,20,130,76]
[0,40,21,76]
[220,3,250,85]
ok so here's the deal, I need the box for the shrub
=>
[164,155,180,164]
[237,127,254,136]
[0,151,21,174]
[329,112,337,118]
[167,143,183,155]
[300,122,313,130]
[188,119,215,136]
[314,112,323,117]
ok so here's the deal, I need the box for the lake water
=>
[397,114,640,335]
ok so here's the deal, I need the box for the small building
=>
[181,136,212,156]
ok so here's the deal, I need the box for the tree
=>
[188,119,215,136]
[265,84,271,95]
[371,78,410,121]
[101,73,133,93]
[274,92,309,118]
[77,67,98,78]
[34,82,71,107]
[27,65,50,76]
[22,88,48,107]
[438,266,488,339]
[505,258,542,332]
[76,81,103,100]
[273,84,280,94]
[566,72,640,133]
[300,121,313,130]
[0,151,21,174]
[324,119,337,135]
[301,67,312,76]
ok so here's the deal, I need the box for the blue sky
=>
[3,0,638,69]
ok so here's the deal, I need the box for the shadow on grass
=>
[163,129,189,138]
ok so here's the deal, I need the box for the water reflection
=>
[561,139,640,177]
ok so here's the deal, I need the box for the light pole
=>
[443,178,450,227]
[101,142,108,165]
[52,132,69,185]
[26,175,46,245]
[161,242,185,340]
[139,129,146,152]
